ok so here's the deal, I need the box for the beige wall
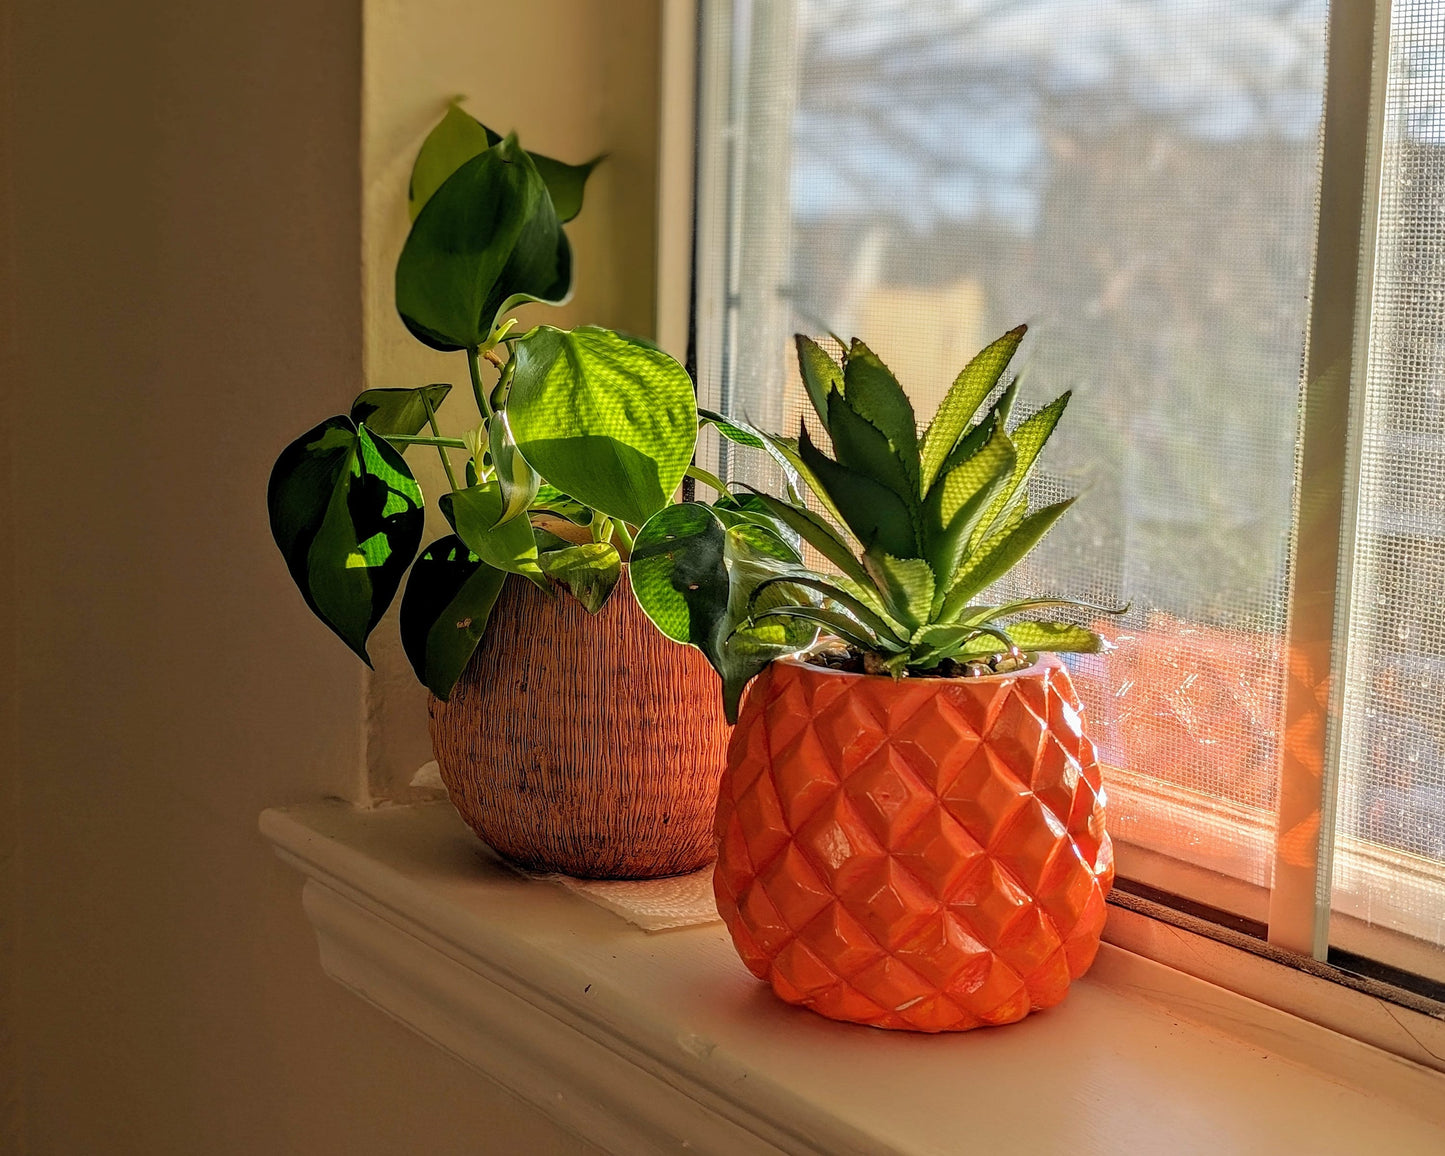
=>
[3,0,658,1151]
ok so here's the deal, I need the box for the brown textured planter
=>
[428,568,730,879]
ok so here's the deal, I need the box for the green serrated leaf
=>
[267,418,425,662]
[918,325,1026,493]
[798,424,918,558]
[751,572,904,646]
[743,605,876,653]
[826,391,919,517]
[941,497,1077,617]
[842,340,919,492]
[396,135,570,352]
[508,326,697,527]
[731,487,873,591]
[537,541,621,612]
[350,384,453,437]
[969,391,1069,550]
[1001,620,1103,653]
[795,335,843,424]
[398,535,507,699]
[861,548,936,631]
[924,426,1017,589]
[440,481,546,584]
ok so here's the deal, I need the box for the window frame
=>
[669,0,1445,1054]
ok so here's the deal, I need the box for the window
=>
[692,0,1445,1004]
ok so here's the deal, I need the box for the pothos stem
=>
[421,391,459,492]
[467,346,493,420]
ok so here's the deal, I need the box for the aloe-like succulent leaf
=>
[919,325,1026,492]
[731,486,874,591]
[798,423,918,558]
[861,548,936,631]
[941,497,1076,617]
[969,391,1069,552]
[795,335,844,425]
[841,339,919,492]
[924,425,1017,588]
[744,604,881,654]
[825,390,919,516]
[751,572,906,647]
[1000,620,1104,653]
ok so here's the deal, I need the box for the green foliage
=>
[268,102,733,699]
[507,326,698,527]
[267,417,424,663]
[650,327,1124,703]
[630,502,816,722]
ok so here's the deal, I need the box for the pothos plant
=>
[630,325,1125,720]
[268,102,811,700]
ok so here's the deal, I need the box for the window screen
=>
[695,0,1330,913]
[1333,0,1445,971]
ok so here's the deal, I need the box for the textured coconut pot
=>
[713,654,1113,1032]
[429,569,731,879]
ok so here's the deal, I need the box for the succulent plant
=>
[634,325,1123,718]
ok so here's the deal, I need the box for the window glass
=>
[1334,0,1445,971]
[697,0,1329,907]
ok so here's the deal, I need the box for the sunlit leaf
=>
[537,541,621,612]
[969,391,1069,552]
[860,548,936,630]
[508,326,697,526]
[919,324,1025,493]
[795,335,843,424]
[439,481,547,585]
[398,535,507,699]
[941,498,1077,617]
[488,411,540,525]
[267,417,424,662]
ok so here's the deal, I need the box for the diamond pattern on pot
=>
[714,656,1113,1033]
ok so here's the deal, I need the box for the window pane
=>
[696,0,1328,909]
[1333,0,1445,973]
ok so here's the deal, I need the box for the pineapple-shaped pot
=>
[713,655,1113,1032]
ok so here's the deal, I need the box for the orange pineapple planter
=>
[714,655,1113,1032]
[430,570,731,879]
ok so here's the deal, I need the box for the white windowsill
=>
[260,800,1445,1156]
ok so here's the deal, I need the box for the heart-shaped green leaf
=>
[408,103,601,224]
[398,535,508,699]
[396,135,570,352]
[537,541,621,612]
[508,326,698,526]
[350,384,453,437]
[439,482,546,585]
[267,417,425,662]
[632,502,815,721]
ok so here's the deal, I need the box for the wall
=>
[3,0,658,1151]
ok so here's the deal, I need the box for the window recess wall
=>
[693,0,1445,1005]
